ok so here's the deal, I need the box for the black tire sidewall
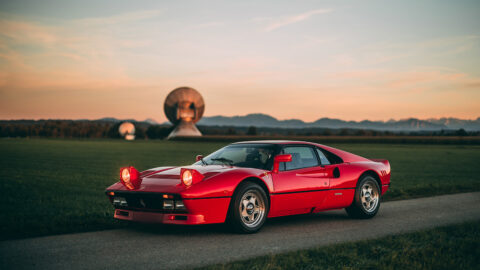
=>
[351,175,381,218]
[229,182,269,233]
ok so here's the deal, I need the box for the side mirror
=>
[272,154,292,173]
[196,155,204,162]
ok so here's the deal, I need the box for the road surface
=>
[1,192,479,269]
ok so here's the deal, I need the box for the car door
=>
[269,145,331,217]
[313,147,355,211]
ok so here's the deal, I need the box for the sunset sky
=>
[0,0,479,123]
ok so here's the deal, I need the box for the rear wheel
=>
[346,175,380,219]
[229,182,268,233]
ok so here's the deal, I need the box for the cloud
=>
[190,21,225,29]
[331,53,354,67]
[0,19,58,46]
[0,9,163,90]
[364,35,480,63]
[324,67,480,95]
[264,9,332,32]
[74,9,163,26]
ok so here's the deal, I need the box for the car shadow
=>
[122,209,350,237]
[267,210,349,227]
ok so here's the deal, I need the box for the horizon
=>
[1,1,479,122]
[2,112,479,124]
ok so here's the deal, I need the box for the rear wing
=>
[370,159,390,172]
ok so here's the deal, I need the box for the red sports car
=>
[106,140,391,233]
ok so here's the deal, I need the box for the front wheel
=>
[346,175,381,219]
[229,182,268,233]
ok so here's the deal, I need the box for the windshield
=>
[194,144,278,170]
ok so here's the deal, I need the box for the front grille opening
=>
[111,192,187,213]
[174,215,188,221]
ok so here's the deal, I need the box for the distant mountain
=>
[198,113,480,131]
[427,117,480,130]
[199,114,280,127]
[3,115,479,131]
[143,118,159,125]
[95,117,158,125]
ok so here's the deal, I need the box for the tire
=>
[345,175,381,219]
[228,182,269,233]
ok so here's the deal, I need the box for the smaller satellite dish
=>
[118,122,135,140]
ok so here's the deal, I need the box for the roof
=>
[231,140,312,145]
[230,140,370,162]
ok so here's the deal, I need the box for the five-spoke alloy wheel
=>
[230,182,269,233]
[346,175,381,219]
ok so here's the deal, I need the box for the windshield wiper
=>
[199,157,207,166]
[210,157,234,166]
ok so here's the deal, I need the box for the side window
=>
[316,148,331,165]
[282,146,319,170]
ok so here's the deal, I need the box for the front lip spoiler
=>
[114,209,206,224]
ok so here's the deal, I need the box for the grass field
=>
[1,138,479,240]
[197,221,480,270]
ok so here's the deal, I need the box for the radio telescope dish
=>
[118,122,135,140]
[164,87,205,139]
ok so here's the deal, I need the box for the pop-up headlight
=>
[119,166,141,190]
[180,168,204,187]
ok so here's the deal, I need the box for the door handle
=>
[296,172,328,177]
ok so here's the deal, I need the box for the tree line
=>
[0,120,172,139]
[0,120,477,139]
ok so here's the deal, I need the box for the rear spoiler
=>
[370,159,390,169]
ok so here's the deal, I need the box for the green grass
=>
[197,221,480,270]
[0,138,479,240]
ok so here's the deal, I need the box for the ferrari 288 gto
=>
[106,141,391,233]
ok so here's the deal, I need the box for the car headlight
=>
[119,166,141,190]
[121,168,130,182]
[182,170,193,186]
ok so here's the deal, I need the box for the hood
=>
[136,165,235,193]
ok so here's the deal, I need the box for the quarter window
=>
[316,148,331,165]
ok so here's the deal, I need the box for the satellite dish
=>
[118,122,135,140]
[164,87,205,139]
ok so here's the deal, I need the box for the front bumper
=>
[114,209,206,224]
[109,195,231,225]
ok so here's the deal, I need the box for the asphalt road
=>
[1,192,479,270]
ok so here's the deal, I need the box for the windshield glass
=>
[194,144,278,170]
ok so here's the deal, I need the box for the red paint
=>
[106,141,391,226]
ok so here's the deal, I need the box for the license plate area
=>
[116,210,129,217]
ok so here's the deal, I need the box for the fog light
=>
[175,200,186,210]
[113,197,127,207]
[163,199,174,210]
